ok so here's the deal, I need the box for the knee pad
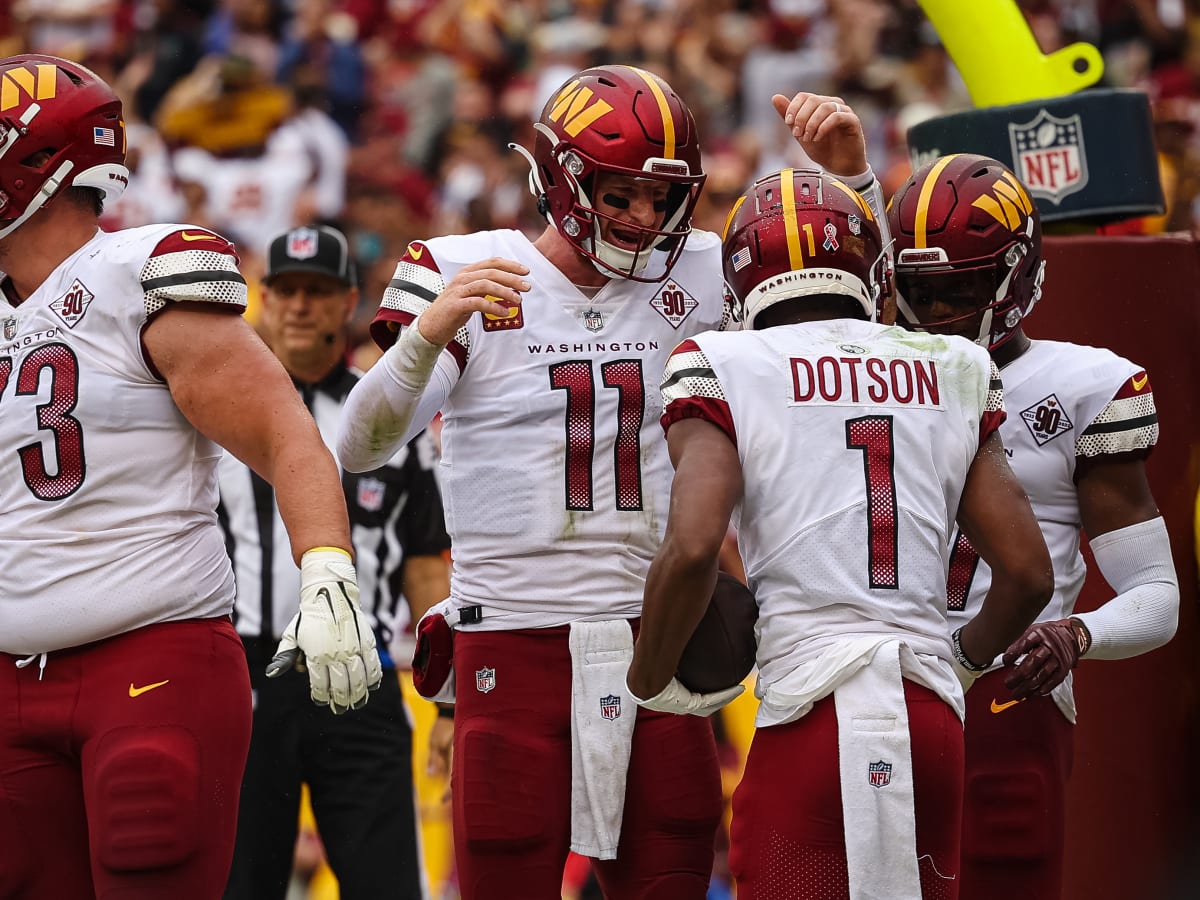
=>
[91,726,200,871]
[458,724,557,853]
[963,768,1052,863]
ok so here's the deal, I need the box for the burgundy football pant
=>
[959,668,1073,900]
[451,625,724,900]
[0,618,252,899]
[729,679,964,900]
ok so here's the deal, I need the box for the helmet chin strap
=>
[0,159,73,241]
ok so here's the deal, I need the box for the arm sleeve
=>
[1075,516,1179,659]
[337,322,458,473]
[839,166,892,255]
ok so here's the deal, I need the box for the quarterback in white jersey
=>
[889,152,1179,900]
[628,168,1051,900]
[0,55,377,900]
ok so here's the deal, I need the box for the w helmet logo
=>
[971,171,1035,232]
[0,63,56,112]
[548,81,613,138]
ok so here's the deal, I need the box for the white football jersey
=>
[0,225,247,654]
[662,320,1003,699]
[372,228,732,628]
[944,339,1157,715]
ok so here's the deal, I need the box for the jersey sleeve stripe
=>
[660,341,737,444]
[140,246,248,317]
[141,269,247,293]
[386,278,438,304]
[1083,412,1158,435]
[1077,389,1158,457]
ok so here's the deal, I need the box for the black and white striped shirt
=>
[217,364,450,658]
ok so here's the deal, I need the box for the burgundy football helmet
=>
[722,168,888,328]
[0,55,129,240]
[511,65,705,282]
[886,153,1046,350]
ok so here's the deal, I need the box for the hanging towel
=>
[834,639,922,900]
[568,619,637,859]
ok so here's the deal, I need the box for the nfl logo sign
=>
[582,309,605,332]
[475,666,496,694]
[286,227,319,259]
[2,316,15,341]
[599,694,622,720]
[1008,109,1089,205]
[868,760,892,788]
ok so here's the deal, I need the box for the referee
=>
[219,224,450,900]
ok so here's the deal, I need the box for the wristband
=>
[1067,617,1093,656]
[951,627,990,672]
[436,703,455,719]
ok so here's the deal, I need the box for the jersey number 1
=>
[846,414,899,590]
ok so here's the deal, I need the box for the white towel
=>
[568,620,637,859]
[834,640,922,900]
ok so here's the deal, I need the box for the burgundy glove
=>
[1002,618,1091,699]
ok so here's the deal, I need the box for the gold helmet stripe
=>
[827,177,875,221]
[721,194,746,242]
[913,154,961,248]
[625,66,675,159]
[780,168,804,269]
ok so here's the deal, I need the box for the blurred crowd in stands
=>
[5,0,1200,357]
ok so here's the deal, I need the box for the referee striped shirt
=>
[217,364,450,657]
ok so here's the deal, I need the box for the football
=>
[676,572,759,694]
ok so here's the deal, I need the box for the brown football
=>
[676,572,758,694]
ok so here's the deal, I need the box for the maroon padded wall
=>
[1036,235,1200,900]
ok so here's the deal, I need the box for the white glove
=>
[266,548,384,714]
[628,677,744,717]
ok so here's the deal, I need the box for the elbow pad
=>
[1076,516,1179,660]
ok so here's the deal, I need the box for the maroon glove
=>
[1002,618,1091,699]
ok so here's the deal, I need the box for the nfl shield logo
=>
[286,227,319,259]
[356,476,386,512]
[599,694,622,720]
[475,666,496,694]
[582,309,605,332]
[868,760,892,788]
[2,316,15,341]
[1008,109,1089,205]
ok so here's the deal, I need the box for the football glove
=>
[266,548,384,714]
[1002,618,1091,699]
[628,676,744,717]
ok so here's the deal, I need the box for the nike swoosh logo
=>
[990,698,1023,714]
[1132,374,1149,391]
[129,679,170,697]
[180,231,219,242]
[408,243,424,261]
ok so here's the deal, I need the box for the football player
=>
[337,67,886,899]
[887,152,1180,900]
[626,166,1054,900]
[0,55,379,899]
